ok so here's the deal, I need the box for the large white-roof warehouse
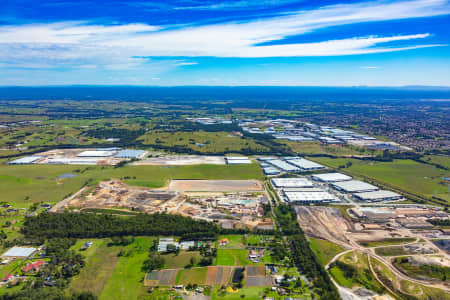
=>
[331,180,379,193]
[284,191,337,203]
[271,178,314,188]
[312,172,352,182]
[354,190,402,202]
[286,158,325,170]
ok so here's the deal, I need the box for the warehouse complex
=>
[8,156,43,165]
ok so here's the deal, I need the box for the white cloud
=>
[0,0,448,69]
[361,66,378,69]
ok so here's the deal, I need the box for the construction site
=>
[295,205,450,298]
[51,179,271,229]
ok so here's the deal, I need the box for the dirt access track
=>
[168,180,263,192]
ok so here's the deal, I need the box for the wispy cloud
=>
[0,0,448,69]
[361,66,378,69]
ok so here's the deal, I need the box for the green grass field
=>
[215,249,251,266]
[162,251,203,269]
[175,267,207,285]
[212,286,266,300]
[69,239,121,297]
[0,163,263,204]
[374,246,410,256]
[359,238,416,248]
[139,131,270,153]
[99,237,155,300]
[311,157,450,202]
[309,238,346,266]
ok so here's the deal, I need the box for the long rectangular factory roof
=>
[77,150,117,157]
[312,172,352,182]
[331,180,379,193]
[354,190,402,201]
[268,159,300,172]
[286,158,325,170]
[271,178,314,188]
[8,156,42,164]
[284,191,336,203]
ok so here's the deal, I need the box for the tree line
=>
[274,205,341,300]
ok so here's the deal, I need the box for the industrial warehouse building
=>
[267,159,300,172]
[2,247,37,258]
[271,178,314,188]
[77,150,118,157]
[331,180,379,193]
[115,149,146,159]
[286,158,326,171]
[263,167,281,175]
[311,172,352,182]
[284,191,337,204]
[8,156,42,165]
[354,190,402,202]
[225,156,252,164]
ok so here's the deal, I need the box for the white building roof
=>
[284,191,336,203]
[268,159,300,172]
[115,150,146,158]
[312,173,352,182]
[271,178,314,188]
[8,156,42,164]
[331,180,379,193]
[47,157,102,165]
[354,190,401,201]
[226,159,252,164]
[77,150,117,157]
[226,156,249,160]
[286,158,325,170]
[2,246,37,257]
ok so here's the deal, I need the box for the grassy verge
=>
[309,237,346,266]
[359,238,416,248]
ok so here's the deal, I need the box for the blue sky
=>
[0,0,449,86]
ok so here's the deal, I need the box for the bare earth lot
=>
[168,179,263,192]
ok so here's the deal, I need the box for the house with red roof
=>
[22,260,46,273]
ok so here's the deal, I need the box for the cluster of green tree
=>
[83,128,146,146]
[428,219,450,226]
[274,205,341,300]
[108,236,135,246]
[22,212,220,240]
[0,289,96,300]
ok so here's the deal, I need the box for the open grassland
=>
[175,267,207,285]
[311,157,450,202]
[99,237,155,300]
[285,141,376,156]
[0,163,263,204]
[162,251,203,269]
[212,286,266,300]
[359,238,416,248]
[216,249,252,266]
[68,239,120,297]
[374,246,410,256]
[309,237,346,266]
[139,131,270,153]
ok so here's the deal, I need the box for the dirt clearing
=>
[168,179,263,192]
